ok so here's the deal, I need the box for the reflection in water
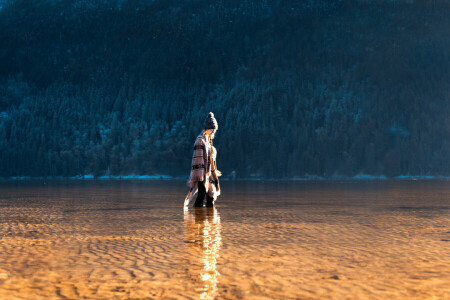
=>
[184,207,222,300]
[1,181,449,299]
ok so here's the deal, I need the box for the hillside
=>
[0,0,449,178]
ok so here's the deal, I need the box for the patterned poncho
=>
[188,132,220,198]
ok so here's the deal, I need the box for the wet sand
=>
[0,180,449,299]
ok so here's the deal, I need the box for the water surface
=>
[0,180,449,299]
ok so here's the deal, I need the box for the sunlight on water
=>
[184,207,221,300]
[0,180,449,299]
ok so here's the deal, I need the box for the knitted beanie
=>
[205,112,218,130]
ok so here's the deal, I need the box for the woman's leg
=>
[194,181,206,207]
[205,194,214,207]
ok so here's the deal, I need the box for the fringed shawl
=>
[188,133,211,188]
[187,132,221,199]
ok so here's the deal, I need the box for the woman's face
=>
[206,129,216,139]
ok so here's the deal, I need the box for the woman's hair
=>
[202,129,214,146]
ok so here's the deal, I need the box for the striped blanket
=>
[187,132,220,198]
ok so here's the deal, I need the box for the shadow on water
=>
[184,206,222,300]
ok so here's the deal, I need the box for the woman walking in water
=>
[187,112,221,207]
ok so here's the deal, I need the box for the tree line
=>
[0,0,449,178]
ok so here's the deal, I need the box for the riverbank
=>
[1,174,449,181]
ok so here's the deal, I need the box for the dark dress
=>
[194,180,215,207]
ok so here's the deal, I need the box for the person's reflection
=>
[184,206,222,300]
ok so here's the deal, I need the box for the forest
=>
[0,0,449,178]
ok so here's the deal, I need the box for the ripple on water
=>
[0,180,449,299]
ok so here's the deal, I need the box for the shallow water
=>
[0,180,449,299]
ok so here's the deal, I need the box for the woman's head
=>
[204,112,218,131]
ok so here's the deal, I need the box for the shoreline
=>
[1,174,449,181]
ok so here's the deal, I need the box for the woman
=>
[188,112,221,207]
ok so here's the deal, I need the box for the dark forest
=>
[0,0,449,178]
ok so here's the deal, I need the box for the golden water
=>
[0,180,449,299]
